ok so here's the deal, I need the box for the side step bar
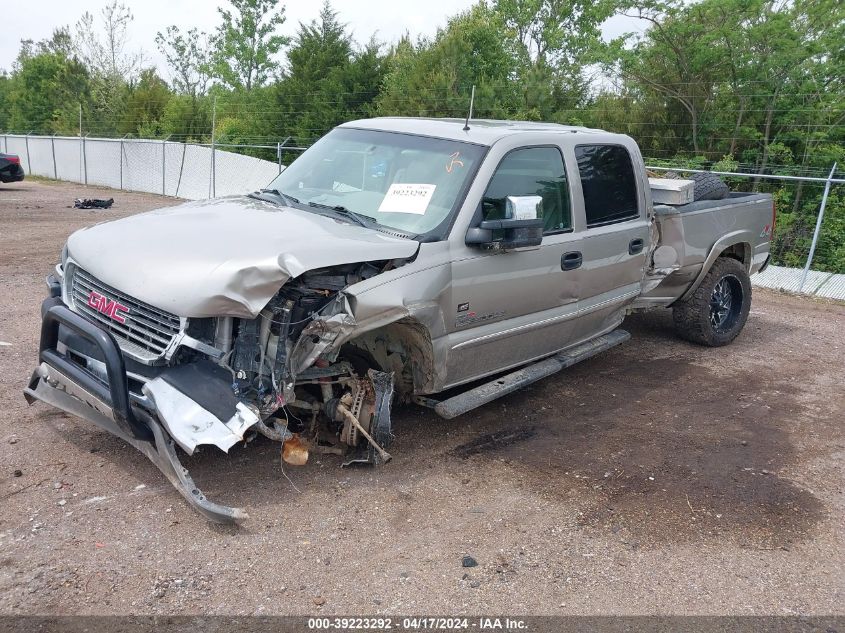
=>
[428,329,630,420]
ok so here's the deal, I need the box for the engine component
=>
[271,299,294,394]
[232,318,261,394]
[322,369,395,467]
[339,380,367,446]
[254,417,293,442]
[222,264,397,473]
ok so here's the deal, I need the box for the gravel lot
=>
[1,180,843,616]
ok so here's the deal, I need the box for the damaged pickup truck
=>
[25,118,774,522]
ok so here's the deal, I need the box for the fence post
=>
[799,162,838,293]
[119,135,126,190]
[210,96,217,198]
[78,103,83,185]
[162,138,167,196]
[51,136,57,180]
[175,141,187,198]
[24,132,32,175]
[82,135,88,186]
[277,136,291,174]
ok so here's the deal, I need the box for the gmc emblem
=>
[87,290,129,324]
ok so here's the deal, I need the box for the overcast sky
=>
[4,1,641,76]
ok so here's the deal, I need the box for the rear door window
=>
[575,145,640,226]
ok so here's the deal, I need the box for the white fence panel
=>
[122,139,165,194]
[164,142,184,197]
[54,137,83,182]
[87,139,122,189]
[5,136,28,165]
[175,143,213,199]
[1,134,280,201]
[214,150,279,197]
[27,137,55,177]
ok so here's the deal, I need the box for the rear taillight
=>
[7,155,20,164]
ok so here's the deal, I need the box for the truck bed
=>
[638,192,774,306]
[670,192,771,214]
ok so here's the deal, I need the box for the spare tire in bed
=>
[691,172,730,201]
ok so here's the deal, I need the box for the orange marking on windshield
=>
[446,152,464,173]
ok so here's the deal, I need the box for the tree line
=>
[0,0,842,272]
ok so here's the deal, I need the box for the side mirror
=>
[465,195,544,249]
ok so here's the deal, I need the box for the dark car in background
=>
[0,153,25,183]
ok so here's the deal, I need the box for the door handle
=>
[629,238,645,255]
[561,251,582,271]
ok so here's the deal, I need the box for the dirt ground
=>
[0,180,843,616]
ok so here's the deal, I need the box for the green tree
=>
[494,0,616,65]
[276,2,386,144]
[209,0,289,91]
[120,68,172,136]
[0,73,10,131]
[377,3,521,119]
[155,26,210,97]
[72,2,142,80]
[5,33,92,134]
[71,2,144,136]
[161,94,212,141]
[155,25,211,141]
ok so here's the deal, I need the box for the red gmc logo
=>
[87,290,129,324]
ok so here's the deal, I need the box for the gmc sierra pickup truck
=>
[25,118,774,522]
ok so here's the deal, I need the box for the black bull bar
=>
[24,298,247,524]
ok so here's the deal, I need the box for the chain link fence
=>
[1,134,283,200]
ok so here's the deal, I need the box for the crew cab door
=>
[567,143,651,342]
[445,145,585,387]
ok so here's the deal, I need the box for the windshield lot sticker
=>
[378,183,437,215]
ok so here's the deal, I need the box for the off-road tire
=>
[691,172,730,201]
[673,257,751,346]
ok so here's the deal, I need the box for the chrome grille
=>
[68,265,182,362]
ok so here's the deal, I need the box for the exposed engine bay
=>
[156,260,403,469]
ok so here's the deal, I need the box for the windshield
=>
[266,127,485,235]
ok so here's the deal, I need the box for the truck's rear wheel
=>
[672,257,751,346]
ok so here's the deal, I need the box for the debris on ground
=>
[73,197,114,209]
[462,555,478,568]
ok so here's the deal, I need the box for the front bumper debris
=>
[24,300,248,524]
[142,361,260,455]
